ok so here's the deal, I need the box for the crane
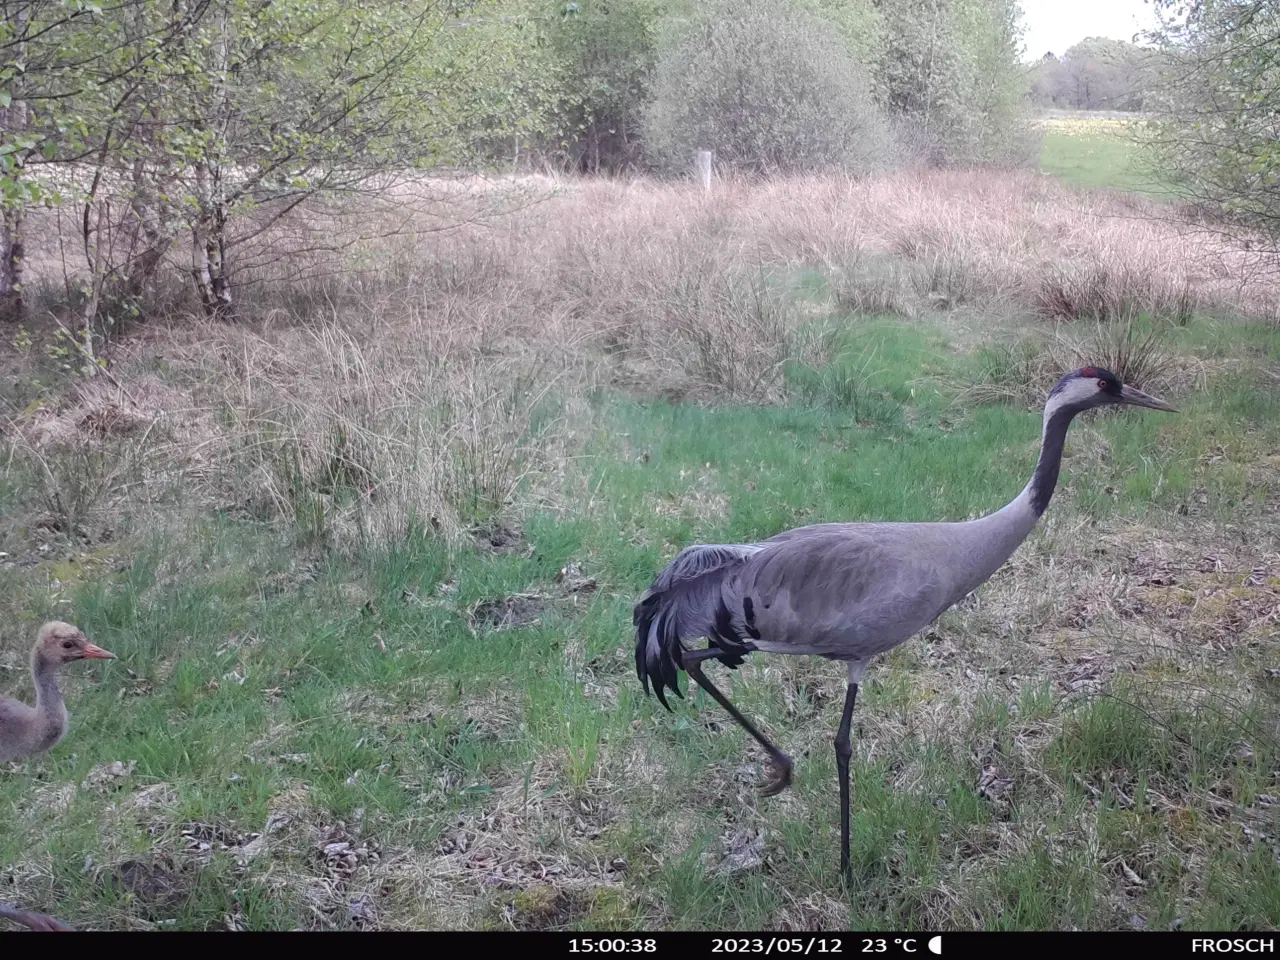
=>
[634,366,1176,878]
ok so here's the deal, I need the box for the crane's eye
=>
[1097,379,1108,389]
[61,640,74,649]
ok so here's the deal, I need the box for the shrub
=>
[542,0,662,174]
[876,0,1034,167]
[644,0,890,177]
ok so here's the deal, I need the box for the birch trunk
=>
[0,1,30,322]
[186,4,235,318]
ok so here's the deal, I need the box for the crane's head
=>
[33,621,116,668]
[1047,367,1177,417]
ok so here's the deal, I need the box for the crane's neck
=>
[1026,401,1077,517]
[30,654,66,725]
[965,397,1081,567]
[939,385,1099,612]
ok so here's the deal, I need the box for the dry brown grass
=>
[4,169,1278,549]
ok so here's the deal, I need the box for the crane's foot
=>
[684,659,794,798]
[759,753,793,797]
[0,904,73,931]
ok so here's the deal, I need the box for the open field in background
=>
[2,167,1280,930]
[1036,114,1170,197]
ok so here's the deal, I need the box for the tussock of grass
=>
[1033,260,1197,325]
[957,316,1183,410]
[4,170,1279,546]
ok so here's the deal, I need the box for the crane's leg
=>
[683,653,793,796]
[834,680,859,882]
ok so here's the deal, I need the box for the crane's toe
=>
[28,912,73,932]
[759,754,793,797]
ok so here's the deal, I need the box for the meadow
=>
[1036,114,1170,197]
[2,154,1279,928]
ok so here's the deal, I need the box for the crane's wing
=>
[714,524,955,661]
[633,524,970,707]
[633,543,765,709]
[0,697,36,764]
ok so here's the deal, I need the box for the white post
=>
[695,149,713,191]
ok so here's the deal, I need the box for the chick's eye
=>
[61,640,74,649]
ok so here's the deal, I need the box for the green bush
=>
[876,0,1034,167]
[543,0,663,174]
[644,0,890,176]
[1145,0,1280,250]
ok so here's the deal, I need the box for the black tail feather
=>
[634,594,684,710]
[634,574,756,711]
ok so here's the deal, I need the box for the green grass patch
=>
[2,310,1278,930]
[1040,126,1170,197]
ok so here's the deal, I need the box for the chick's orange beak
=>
[81,642,116,660]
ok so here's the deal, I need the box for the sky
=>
[1019,0,1161,61]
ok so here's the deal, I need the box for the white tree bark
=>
[0,0,30,322]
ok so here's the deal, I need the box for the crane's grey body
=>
[0,623,111,935]
[643,497,1036,671]
[0,903,74,931]
[632,367,1177,879]
[0,684,68,764]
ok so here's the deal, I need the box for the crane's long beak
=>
[81,642,116,660]
[1120,384,1178,412]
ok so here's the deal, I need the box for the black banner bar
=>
[25,932,1276,948]
[515,932,1259,955]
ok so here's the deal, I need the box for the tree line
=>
[0,0,1276,339]
[0,0,1031,331]
[1028,38,1157,113]
[1026,3,1280,256]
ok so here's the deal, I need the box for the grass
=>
[1038,115,1171,197]
[2,169,1279,930]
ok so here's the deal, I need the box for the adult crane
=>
[634,367,1176,878]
